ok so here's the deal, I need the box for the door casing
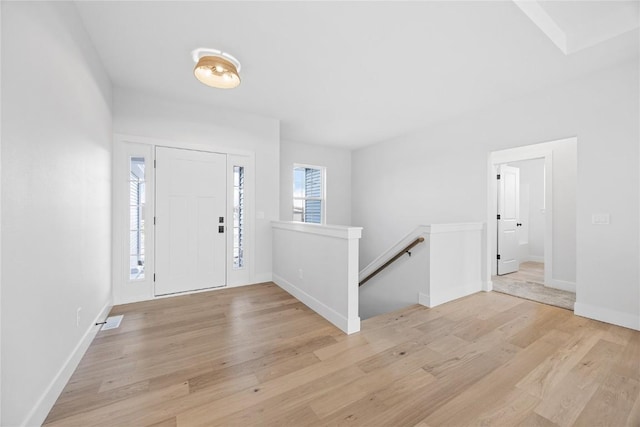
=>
[485,140,559,291]
[112,134,256,305]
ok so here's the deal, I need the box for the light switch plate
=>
[592,213,610,225]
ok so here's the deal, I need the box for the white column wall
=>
[2,2,113,425]
[272,221,361,333]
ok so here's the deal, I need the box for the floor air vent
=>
[101,315,124,331]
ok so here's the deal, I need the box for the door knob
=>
[516,223,522,227]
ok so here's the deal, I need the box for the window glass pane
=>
[305,168,322,198]
[304,200,322,224]
[293,199,304,222]
[293,167,305,198]
[233,166,245,269]
[129,157,145,280]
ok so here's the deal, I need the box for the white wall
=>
[352,60,639,330]
[2,2,113,425]
[272,221,361,334]
[0,1,4,421]
[509,158,546,263]
[280,140,351,226]
[113,88,280,284]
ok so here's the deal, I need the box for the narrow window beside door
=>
[233,166,245,269]
[293,165,325,224]
[129,157,145,280]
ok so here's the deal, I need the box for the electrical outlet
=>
[76,307,82,327]
[298,269,303,279]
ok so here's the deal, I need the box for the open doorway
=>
[496,159,545,277]
[487,138,577,310]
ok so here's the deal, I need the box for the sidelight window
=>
[233,166,245,269]
[129,157,146,280]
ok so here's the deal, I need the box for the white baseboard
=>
[273,274,360,334]
[418,292,431,307]
[252,272,273,284]
[482,281,493,292]
[546,279,576,293]
[418,281,482,308]
[574,302,640,331]
[23,301,112,427]
[524,255,544,263]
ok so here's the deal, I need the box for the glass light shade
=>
[194,55,241,89]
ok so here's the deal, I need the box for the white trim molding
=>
[23,301,112,426]
[419,282,481,308]
[512,0,567,54]
[271,222,362,334]
[546,279,576,293]
[272,221,362,240]
[274,274,360,334]
[574,302,640,331]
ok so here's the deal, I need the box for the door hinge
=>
[497,214,501,220]
[154,159,156,168]
[153,273,156,282]
[154,216,156,225]
[496,174,501,179]
[497,254,501,260]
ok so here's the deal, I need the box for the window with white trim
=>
[129,157,146,280]
[293,165,325,224]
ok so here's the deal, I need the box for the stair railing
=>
[359,237,425,286]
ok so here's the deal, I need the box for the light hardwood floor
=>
[497,261,546,284]
[44,283,639,426]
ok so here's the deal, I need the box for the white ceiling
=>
[75,1,639,149]
[515,0,639,54]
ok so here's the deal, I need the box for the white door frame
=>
[485,139,569,290]
[112,134,256,305]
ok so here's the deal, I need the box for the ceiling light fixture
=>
[191,48,241,89]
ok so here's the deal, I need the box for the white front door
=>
[497,164,520,275]
[155,147,227,295]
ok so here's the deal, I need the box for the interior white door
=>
[497,164,520,275]
[155,147,227,295]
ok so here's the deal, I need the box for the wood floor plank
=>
[516,410,560,427]
[534,339,625,427]
[572,371,639,426]
[308,368,436,426]
[516,325,603,399]
[422,331,559,426]
[43,283,640,426]
[466,388,540,426]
